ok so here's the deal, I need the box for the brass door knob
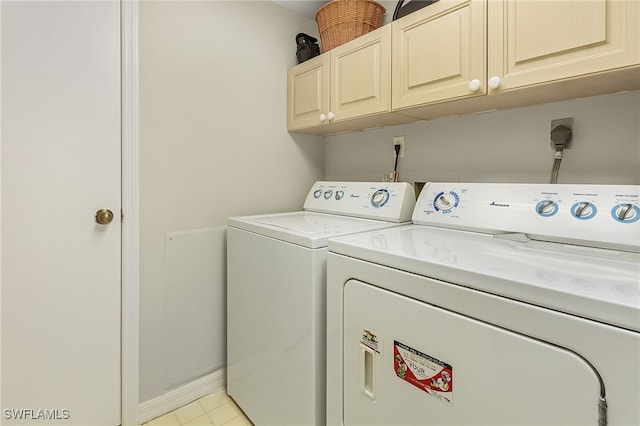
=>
[95,209,114,225]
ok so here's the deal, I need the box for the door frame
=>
[0,2,140,425]
[121,1,140,425]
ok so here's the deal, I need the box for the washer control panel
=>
[303,181,416,222]
[413,183,640,251]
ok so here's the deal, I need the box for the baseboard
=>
[138,368,226,424]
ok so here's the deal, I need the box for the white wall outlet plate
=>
[393,136,404,158]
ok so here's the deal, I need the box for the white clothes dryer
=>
[327,182,639,426]
[227,181,416,426]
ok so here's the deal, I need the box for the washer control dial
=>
[433,191,459,213]
[323,190,333,200]
[313,189,322,199]
[371,189,390,208]
[335,190,344,201]
[611,203,640,223]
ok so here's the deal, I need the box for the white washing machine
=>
[327,182,640,426]
[227,181,416,426]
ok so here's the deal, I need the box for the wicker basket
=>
[315,0,386,52]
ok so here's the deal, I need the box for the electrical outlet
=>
[550,118,574,150]
[393,136,405,158]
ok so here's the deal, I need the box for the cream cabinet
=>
[288,25,415,134]
[391,0,486,110]
[287,53,329,130]
[288,0,639,133]
[392,0,639,118]
[488,0,639,92]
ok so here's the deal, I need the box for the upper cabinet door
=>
[392,0,486,110]
[488,0,640,92]
[330,25,391,120]
[287,54,330,130]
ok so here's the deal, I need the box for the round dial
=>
[433,191,459,212]
[571,201,597,220]
[313,189,322,199]
[536,199,558,217]
[370,189,389,208]
[323,190,333,200]
[611,203,640,223]
[335,190,344,201]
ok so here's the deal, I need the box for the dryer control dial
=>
[371,189,390,208]
[571,201,597,220]
[611,203,640,223]
[536,200,558,217]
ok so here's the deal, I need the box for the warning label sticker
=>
[393,340,453,406]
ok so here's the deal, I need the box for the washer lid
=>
[329,225,640,331]
[228,211,407,248]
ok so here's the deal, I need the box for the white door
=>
[1,2,121,425]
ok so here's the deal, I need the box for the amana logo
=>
[489,201,510,207]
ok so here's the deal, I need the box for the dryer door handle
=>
[360,345,375,400]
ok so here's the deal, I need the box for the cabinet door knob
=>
[488,76,502,90]
[319,113,327,122]
[327,111,335,120]
[468,79,481,92]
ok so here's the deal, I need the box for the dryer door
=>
[343,280,603,426]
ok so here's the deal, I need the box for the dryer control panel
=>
[413,183,640,252]
[303,181,416,223]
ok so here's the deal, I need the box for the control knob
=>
[371,189,389,208]
[335,190,344,201]
[612,203,639,223]
[434,192,459,212]
[575,202,592,217]
[538,200,555,214]
[537,200,558,216]
[571,201,597,220]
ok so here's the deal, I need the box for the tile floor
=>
[142,391,253,426]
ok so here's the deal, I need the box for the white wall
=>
[139,0,639,405]
[325,91,640,185]
[139,1,323,402]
